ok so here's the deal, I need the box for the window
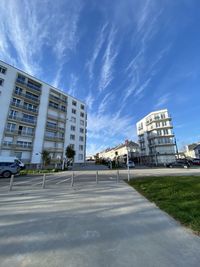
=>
[49,101,58,109]
[80,128,84,133]
[9,110,18,119]
[47,121,57,129]
[16,141,32,148]
[18,126,34,136]
[72,108,76,114]
[24,102,37,112]
[61,105,66,112]
[22,114,35,123]
[17,74,26,83]
[15,86,23,95]
[71,117,76,123]
[25,91,38,101]
[79,145,83,151]
[80,119,84,126]
[46,131,55,138]
[12,98,21,106]
[161,113,166,119]
[157,130,162,136]
[70,134,75,140]
[0,78,4,86]
[80,112,84,118]
[78,154,83,160]
[71,125,76,131]
[79,136,84,142]
[81,104,84,110]
[72,100,77,106]
[163,129,168,135]
[6,123,16,132]
[0,65,7,74]
[156,122,160,128]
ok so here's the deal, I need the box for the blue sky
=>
[0,0,200,155]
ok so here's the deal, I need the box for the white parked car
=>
[127,161,135,168]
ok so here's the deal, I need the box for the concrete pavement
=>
[0,181,199,267]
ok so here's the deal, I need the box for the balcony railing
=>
[2,141,32,149]
[48,103,67,113]
[14,91,40,103]
[10,101,38,113]
[8,115,37,125]
[16,78,41,92]
[49,94,67,104]
[5,128,34,136]
[47,113,66,122]
[46,124,65,131]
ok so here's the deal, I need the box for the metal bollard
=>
[96,171,98,184]
[9,175,14,191]
[42,174,46,189]
[71,172,74,187]
[116,170,119,183]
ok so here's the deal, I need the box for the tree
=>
[65,145,76,165]
[41,150,51,167]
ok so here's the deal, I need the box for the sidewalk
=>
[0,182,199,267]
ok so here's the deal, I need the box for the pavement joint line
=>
[56,177,71,184]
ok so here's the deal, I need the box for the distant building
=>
[0,60,87,164]
[185,143,200,159]
[136,109,176,165]
[98,141,139,162]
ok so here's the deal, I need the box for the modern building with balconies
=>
[136,109,176,165]
[0,60,87,164]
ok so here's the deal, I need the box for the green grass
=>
[128,176,200,234]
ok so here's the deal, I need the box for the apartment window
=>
[61,105,66,112]
[78,154,83,160]
[22,114,35,123]
[79,145,83,151]
[80,112,84,118]
[72,108,76,114]
[17,74,26,83]
[24,102,37,112]
[71,116,76,123]
[72,100,77,106]
[16,141,32,148]
[25,91,38,101]
[71,125,76,131]
[80,128,84,133]
[15,86,23,95]
[70,134,75,140]
[49,101,58,109]
[157,130,162,136]
[80,119,84,126]
[18,126,34,136]
[161,113,166,119]
[9,110,18,119]
[12,98,21,106]
[81,104,84,110]
[156,122,160,128]
[79,136,84,142]
[46,131,55,138]
[162,121,167,126]
[47,121,57,128]
[0,78,4,86]
[6,123,16,132]
[0,65,7,74]
[163,129,168,135]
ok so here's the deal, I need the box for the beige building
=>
[184,143,200,159]
[98,141,139,162]
[136,109,176,165]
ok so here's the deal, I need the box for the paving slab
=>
[0,181,199,267]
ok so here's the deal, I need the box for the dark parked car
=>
[192,159,200,166]
[166,160,190,168]
[0,162,20,178]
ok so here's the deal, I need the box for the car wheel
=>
[2,171,12,178]
[184,165,188,169]
[169,165,173,168]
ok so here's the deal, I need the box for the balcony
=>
[44,135,64,141]
[10,102,38,114]
[46,123,65,132]
[5,128,34,137]
[14,91,40,103]
[147,133,174,139]
[47,113,66,122]
[146,116,172,125]
[8,115,37,125]
[49,94,67,104]
[48,102,67,113]
[2,141,32,149]
[16,78,41,93]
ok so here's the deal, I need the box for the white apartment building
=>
[184,143,200,159]
[0,60,87,164]
[98,141,139,161]
[136,109,176,165]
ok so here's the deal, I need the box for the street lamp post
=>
[125,140,130,182]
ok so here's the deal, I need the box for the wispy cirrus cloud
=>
[67,73,79,97]
[86,23,108,81]
[98,26,119,92]
[85,93,95,111]
[154,93,170,109]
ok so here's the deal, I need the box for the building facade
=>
[185,143,200,159]
[136,109,176,165]
[98,141,139,162]
[0,60,87,164]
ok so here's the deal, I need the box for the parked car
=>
[0,156,25,169]
[127,161,135,168]
[166,160,190,168]
[192,159,200,166]
[0,162,20,178]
